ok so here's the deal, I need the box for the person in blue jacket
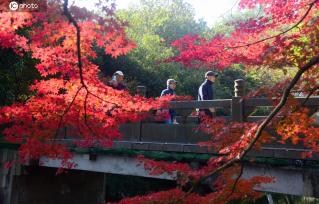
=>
[160,79,178,124]
[198,71,218,118]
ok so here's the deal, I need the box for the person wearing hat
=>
[198,71,218,118]
[160,79,178,124]
[108,71,126,90]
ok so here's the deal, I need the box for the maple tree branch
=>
[183,27,319,194]
[240,56,319,159]
[63,0,86,88]
[228,164,244,198]
[268,85,319,132]
[63,0,95,138]
[54,85,84,139]
[84,91,89,124]
[87,91,119,107]
[83,91,96,137]
[75,109,85,137]
[195,55,319,189]
[63,0,121,109]
[62,0,121,127]
[301,86,319,106]
[217,0,240,20]
[227,0,318,49]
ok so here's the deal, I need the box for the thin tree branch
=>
[54,85,84,139]
[83,91,96,136]
[228,164,244,197]
[226,0,318,49]
[197,54,319,188]
[182,3,319,190]
[301,86,319,106]
[88,91,119,106]
[267,85,319,133]
[84,91,89,125]
[63,0,86,88]
[63,0,121,106]
[62,0,124,140]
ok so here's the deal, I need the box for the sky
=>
[75,0,239,26]
[184,0,239,25]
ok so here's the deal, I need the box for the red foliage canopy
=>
[0,0,169,166]
[1,0,319,203]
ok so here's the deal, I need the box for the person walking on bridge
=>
[198,71,218,118]
[160,79,178,124]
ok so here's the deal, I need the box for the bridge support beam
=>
[40,153,319,198]
[242,164,319,197]
[40,154,175,180]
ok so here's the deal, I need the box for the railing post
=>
[136,86,146,97]
[234,79,246,97]
[232,79,246,122]
[136,86,146,141]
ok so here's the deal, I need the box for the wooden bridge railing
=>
[166,79,319,123]
[112,79,319,158]
[168,96,319,122]
[118,79,319,145]
[45,79,319,158]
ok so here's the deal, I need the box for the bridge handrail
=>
[245,96,319,107]
[160,79,319,122]
[169,99,232,109]
[169,96,319,110]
